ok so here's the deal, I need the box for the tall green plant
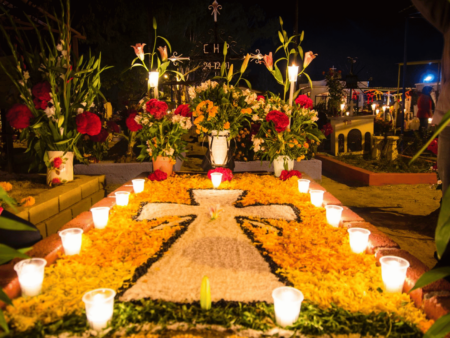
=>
[0,0,111,171]
[0,187,36,334]
[409,109,450,338]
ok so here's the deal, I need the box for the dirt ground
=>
[0,172,49,205]
[320,176,441,268]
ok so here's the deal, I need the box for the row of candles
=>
[13,175,410,331]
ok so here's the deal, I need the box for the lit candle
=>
[14,258,47,297]
[83,289,116,331]
[210,172,223,189]
[91,207,110,229]
[325,205,343,227]
[340,103,345,112]
[310,190,324,207]
[346,112,350,116]
[376,109,379,115]
[298,179,310,193]
[132,179,145,193]
[149,71,159,99]
[347,228,371,253]
[115,191,130,206]
[59,228,83,255]
[272,287,304,327]
[380,256,409,293]
[428,117,432,124]
[371,103,376,112]
[288,65,299,107]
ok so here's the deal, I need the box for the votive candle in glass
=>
[348,228,371,254]
[210,172,223,189]
[82,288,116,331]
[380,256,409,293]
[59,228,83,255]
[325,205,343,227]
[272,286,304,327]
[132,179,145,193]
[298,179,310,193]
[310,190,324,207]
[115,191,130,206]
[149,71,159,88]
[91,207,110,229]
[14,258,47,297]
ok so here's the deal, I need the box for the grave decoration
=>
[1,1,111,186]
[252,94,324,176]
[2,174,431,337]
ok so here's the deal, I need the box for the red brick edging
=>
[1,172,448,325]
[316,154,437,186]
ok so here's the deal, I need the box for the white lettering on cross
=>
[120,190,297,304]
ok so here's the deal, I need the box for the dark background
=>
[7,0,445,105]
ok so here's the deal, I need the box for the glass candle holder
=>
[82,288,116,331]
[115,191,130,206]
[210,172,223,189]
[298,179,310,193]
[380,256,409,293]
[59,228,83,255]
[325,205,343,227]
[149,71,159,88]
[288,65,299,82]
[272,287,304,327]
[132,179,145,193]
[310,190,324,207]
[14,258,47,297]
[348,228,371,254]
[91,207,110,229]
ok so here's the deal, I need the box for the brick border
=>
[1,172,448,325]
[316,153,437,186]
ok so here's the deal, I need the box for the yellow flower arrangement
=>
[4,174,431,334]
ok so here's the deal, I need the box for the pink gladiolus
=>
[263,52,273,71]
[303,51,317,68]
[131,43,146,61]
[158,46,168,62]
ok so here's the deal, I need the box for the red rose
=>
[174,104,192,117]
[207,168,233,182]
[295,95,313,109]
[148,170,167,181]
[256,95,265,101]
[6,104,34,129]
[32,82,51,102]
[126,113,142,132]
[90,128,109,142]
[53,157,62,169]
[52,178,61,185]
[33,97,48,110]
[427,138,438,155]
[146,99,168,120]
[321,123,333,137]
[107,121,120,133]
[265,110,289,133]
[280,170,302,181]
[76,111,102,136]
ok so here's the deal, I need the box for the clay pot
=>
[153,156,174,176]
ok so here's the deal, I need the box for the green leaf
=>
[157,36,172,53]
[410,110,450,164]
[0,216,36,231]
[58,116,64,128]
[279,16,283,27]
[55,138,73,145]
[223,41,228,56]
[17,247,32,254]
[0,309,9,334]
[273,66,284,85]
[278,31,284,44]
[242,78,252,90]
[298,46,304,60]
[289,48,297,55]
[153,17,157,30]
[293,87,301,99]
[0,187,16,209]
[300,31,305,42]
[436,187,450,258]
[158,61,170,76]
[0,287,12,307]
[411,267,450,291]
[275,45,284,54]
[0,244,29,265]
[424,313,450,338]
[304,72,313,89]
[31,122,43,129]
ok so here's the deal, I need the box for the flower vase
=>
[153,156,174,176]
[208,130,230,167]
[46,151,74,186]
[273,156,294,177]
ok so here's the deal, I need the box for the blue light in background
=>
[423,74,435,82]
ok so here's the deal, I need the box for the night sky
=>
[33,0,446,96]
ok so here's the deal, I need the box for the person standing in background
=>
[417,86,433,132]
[411,0,450,196]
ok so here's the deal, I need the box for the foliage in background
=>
[0,0,111,171]
[324,68,345,115]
